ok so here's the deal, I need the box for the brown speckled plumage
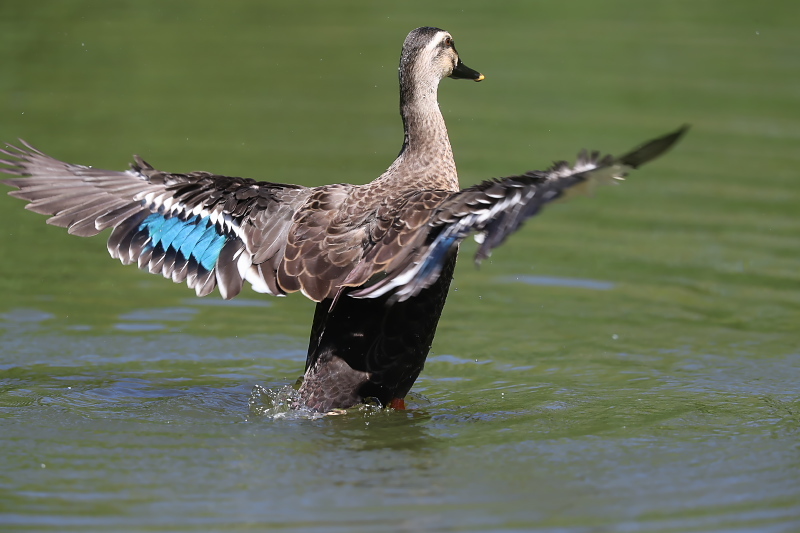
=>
[0,27,686,412]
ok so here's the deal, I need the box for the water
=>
[1,1,799,531]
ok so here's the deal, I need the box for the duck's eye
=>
[444,37,453,47]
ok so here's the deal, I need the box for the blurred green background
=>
[0,1,797,338]
[0,1,798,531]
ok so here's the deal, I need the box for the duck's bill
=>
[450,59,484,81]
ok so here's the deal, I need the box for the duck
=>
[0,27,686,412]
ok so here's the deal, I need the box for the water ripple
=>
[497,275,615,290]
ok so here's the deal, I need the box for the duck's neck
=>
[375,76,460,192]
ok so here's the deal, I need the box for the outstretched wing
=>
[353,126,688,302]
[0,141,311,299]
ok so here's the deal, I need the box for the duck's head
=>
[399,27,483,97]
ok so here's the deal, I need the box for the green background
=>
[1,1,798,531]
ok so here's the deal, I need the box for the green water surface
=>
[1,1,798,532]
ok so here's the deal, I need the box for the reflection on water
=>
[1,306,799,529]
[114,307,199,331]
[498,275,615,290]
[0,309,56,324]
[118,307,199,322]
[181,298,272,308]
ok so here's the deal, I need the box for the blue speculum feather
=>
[139,212,227,271]
[418,234,458,280]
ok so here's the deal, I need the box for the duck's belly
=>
[297,251,457,411]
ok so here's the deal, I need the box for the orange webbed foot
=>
[389,398,406,410]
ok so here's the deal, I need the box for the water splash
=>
[247,384,334,420]
[247,384,415,420]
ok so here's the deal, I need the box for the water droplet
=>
[612,334,619,340]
